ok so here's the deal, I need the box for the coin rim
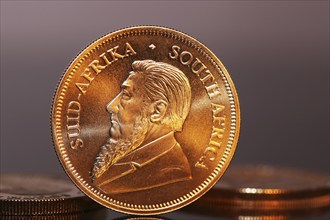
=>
[0,173,101,215]
[207,165,330,198]
[51,25,241,215]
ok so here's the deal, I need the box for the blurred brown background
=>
[1,1,329,175]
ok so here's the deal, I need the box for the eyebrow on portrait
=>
[120,83,131,91]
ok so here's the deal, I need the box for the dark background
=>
[1,1,329,175]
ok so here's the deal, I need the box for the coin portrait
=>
[52,26,240,214]
[91,60,192,194]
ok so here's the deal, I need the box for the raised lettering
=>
[191,58,207,75]
[124,42,137,56]
[80,68,95,83]
[100,52,112,65]
[169,45,180,59]
[211,127,225,142]
[206,82,221,99]
[195,157,207,170]
[75,43,137,95]
[108,46,125,61]
[214,116,226,127]
[200,70,215,85]
[67,101,80,121]
[67,101,80,112]
[204,147,217,161]
[67,101,83,149]
[67,124,80,138]
[75,83,89,95]
[195,146,217,169]
[70,138,84,150]
[211,103,225,115]
[89,60,106,75]
[179,51,193,66]
[195,157,207,169]
[209,140,221,148]
[169,46,221,100]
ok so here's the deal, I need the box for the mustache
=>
[110,114,119,125]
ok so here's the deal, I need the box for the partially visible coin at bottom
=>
[0,209,107,220]
[188,164,330,218]
[0,174,102,215]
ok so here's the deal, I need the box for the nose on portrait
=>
[106,93,121,113]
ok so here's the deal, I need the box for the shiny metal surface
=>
[51,26,240,215]
[0,174,101,215]
[188,164,330,217]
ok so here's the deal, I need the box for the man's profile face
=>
[106,72,147,141]
[90,60,193,183]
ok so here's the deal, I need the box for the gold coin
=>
[51,25,240,215]
[0,209,108,220]
[190,164,330,216]
[0,174,101,215]
[0,209,107,220]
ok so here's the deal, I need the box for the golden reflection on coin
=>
[0,174,101,215]
[190,164,330,217]
[51,26,240,215]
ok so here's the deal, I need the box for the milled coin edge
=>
[51,25,241,215]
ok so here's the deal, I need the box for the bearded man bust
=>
[90,60,192,194]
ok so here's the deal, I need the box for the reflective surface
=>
[0,174,101,215]
[52,26,240,214]
[2,208,329,220]
[1,170,329,219]
[189,165,330,218]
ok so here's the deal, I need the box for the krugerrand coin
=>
[51,25,240,215]
[0,174,102,215]
[188,164,330,218]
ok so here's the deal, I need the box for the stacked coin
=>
[0,174,102,216]
[188,164,330,218]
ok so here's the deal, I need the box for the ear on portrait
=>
[150,100,168,123]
